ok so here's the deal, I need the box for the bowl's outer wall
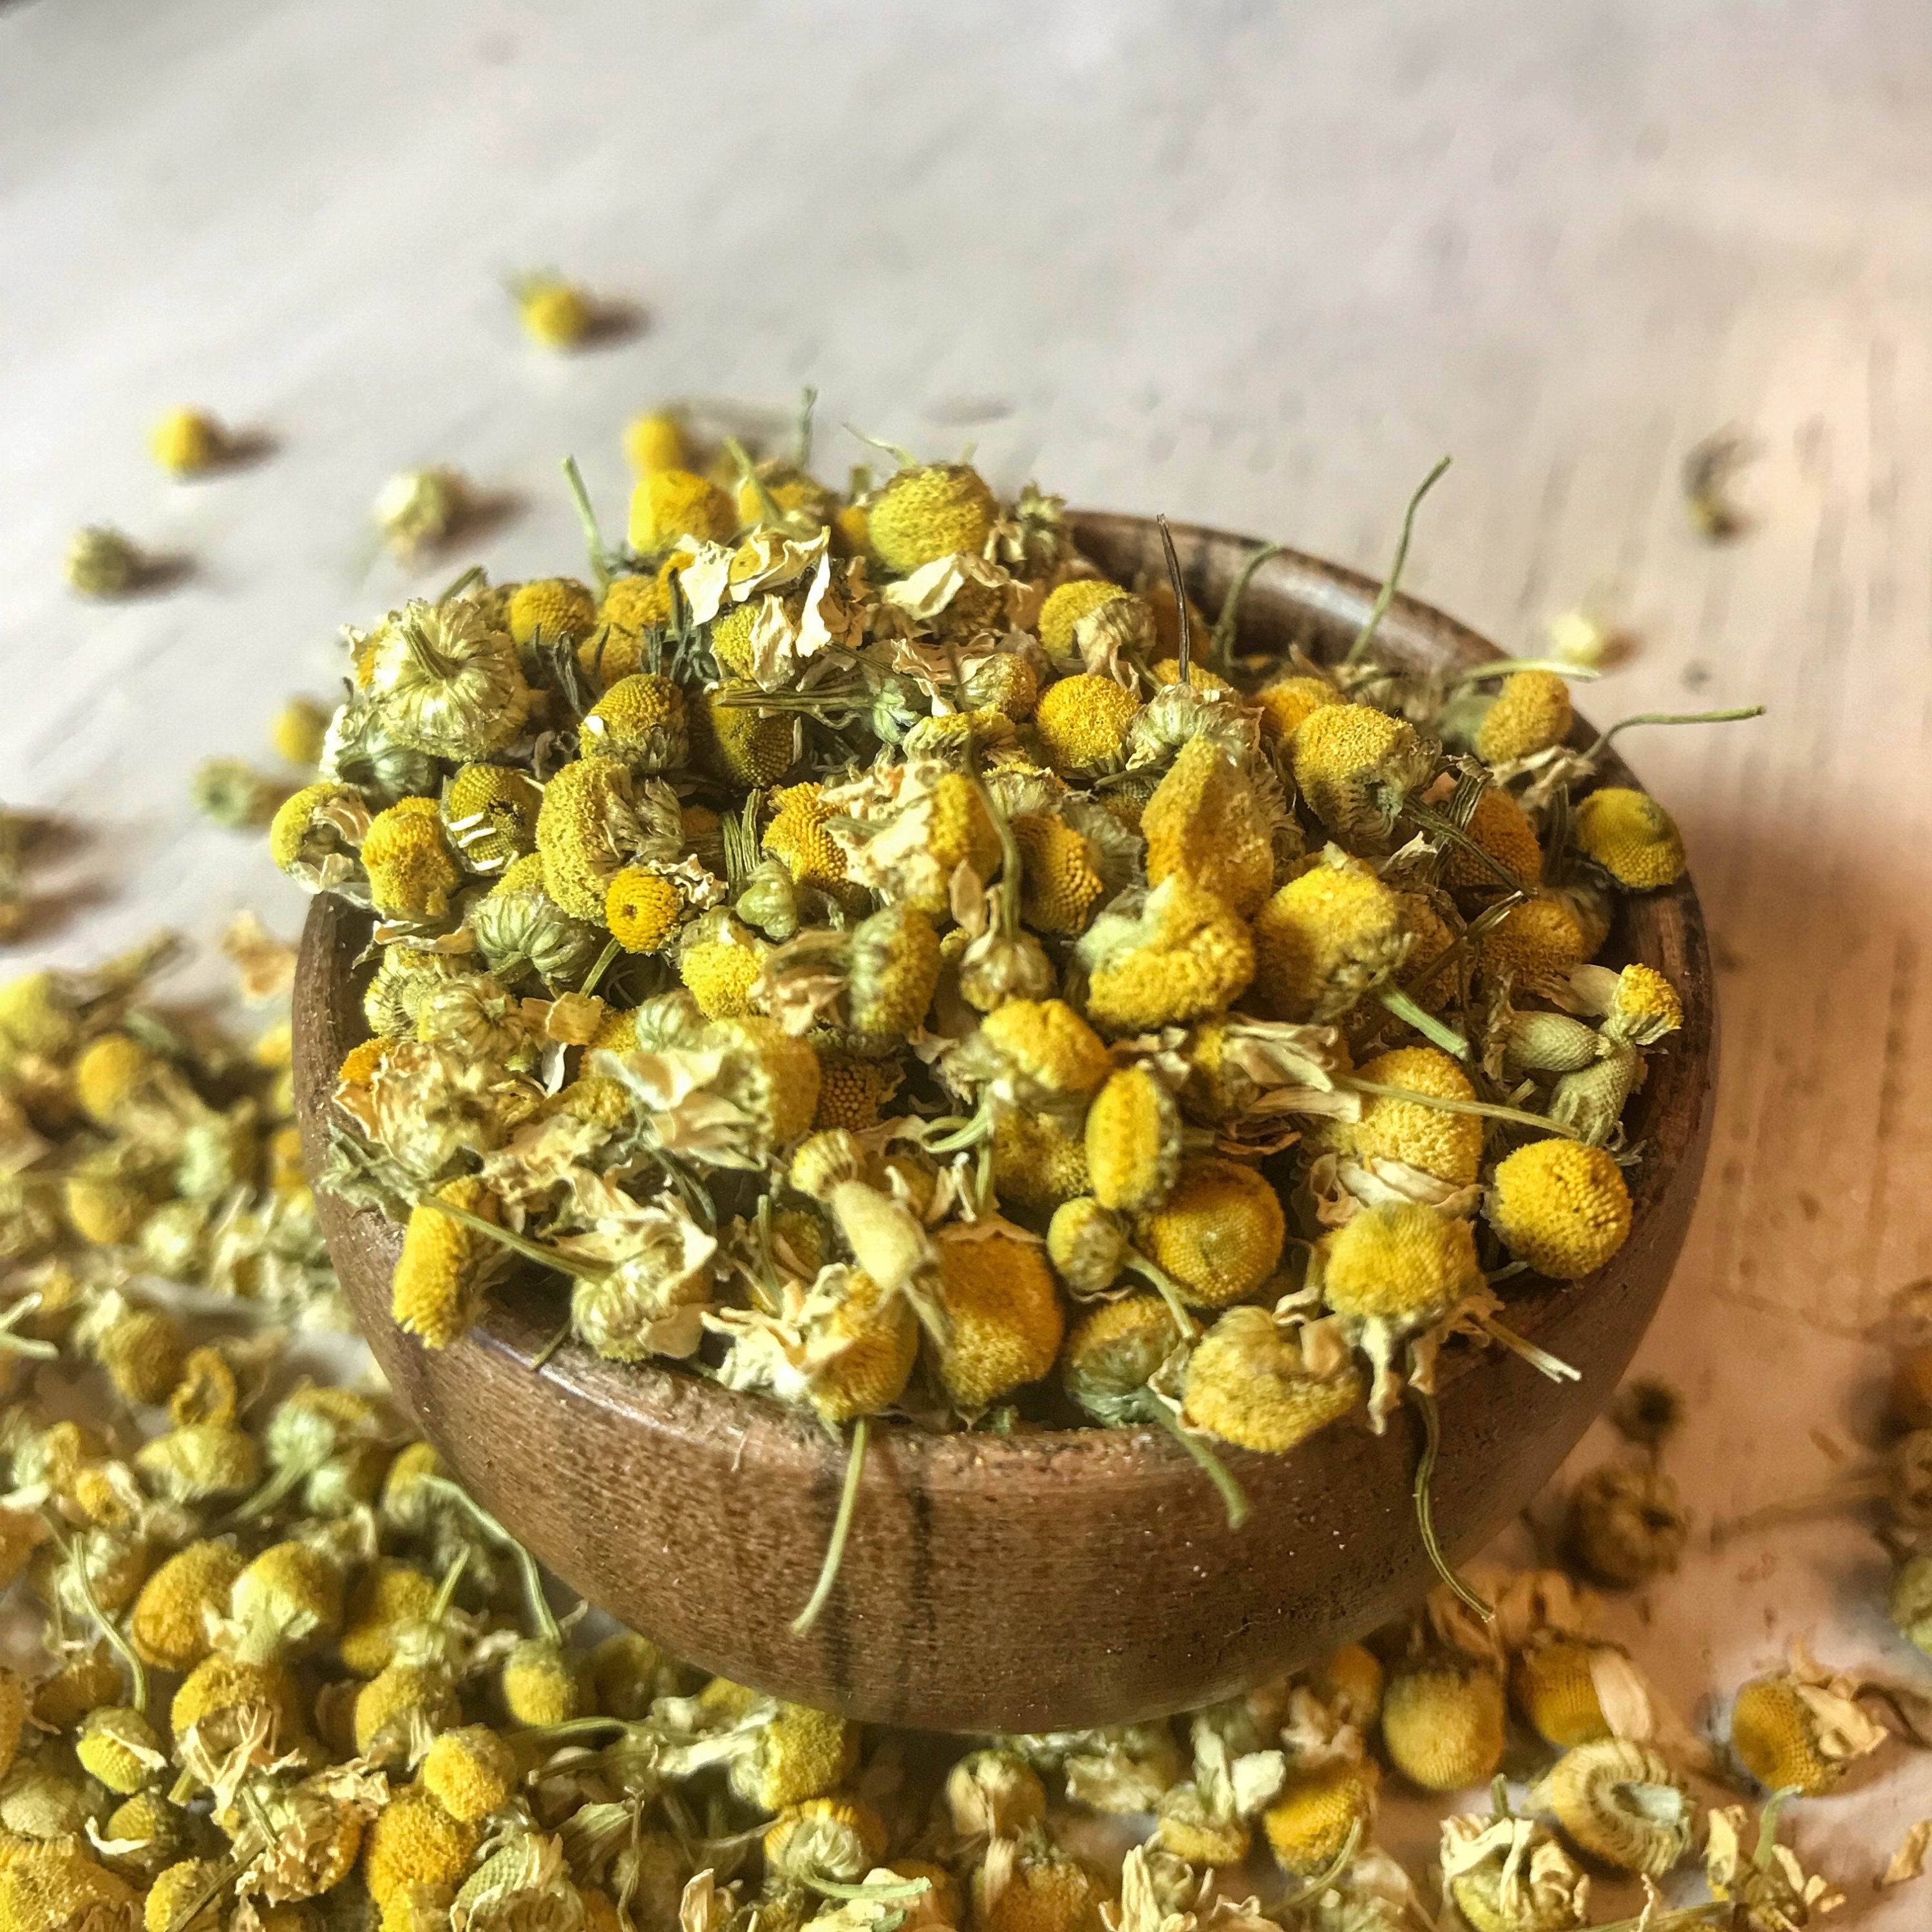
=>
[295,516,1716,1732]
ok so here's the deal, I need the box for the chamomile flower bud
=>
[933,1231,1066,1409]
[361,800,462,922]
[1513,1638,1611,1750]
[1141,737,1275,917]
[1322,1202,1481,1329]
[1084,1067,1180,1214]
[583,674,689,775]
[764,1797,888,1886]
[1255,675,1343,746]
[1474,670,1573,766]
[272,694,331,767]
[1382,1656,1507,1791]
[1291,705,1434,850]
[270,781,373,899]
[867,462,998,574]
[66,526,144,598]
[604,868,683,954]
[362,1785,481,1907]
[440,765,544,876]
[1573,788,1687,890]
[92,1306,187,1406]
[68,1032,166,1133]
[726,1703,860,1813]
[947,1749,1048,1839]
[1059,1295,1177,1424]
[1443,788,1543,896]
[512,275,593,348]
[1080,877,1255,1036]
[500,1638,580,1726]
[848,905,941,1044]
[1329,1045,1484,1185]
[972,1841,1110,1932]
[623,410,691,477]
[372,466,472,555]
[392,1178,504,1350]
[1046,1199,1129,1298]
[1541,1739,1692,1877]
[1262,1759,1380,1876]
[340,1560,439,1677]
[101,1789,200,1884]
[991,1109,1091,1213]
[147,406,227,474]
[75,1706,166,1795]
[1488,1139,1631,1280]
[1182,1306,1363,1452]
[1251,854,1409,1023]
[1035,675,1141,781]
[1039,580,1129,659]
[1142,1159,1284,1309]
[707,1014,820,1148]
[367,599,529,760]
[628,469,737,556]
[1564,1460,1686,1588]
[469,861,603,991]
[1012,815,1105,934]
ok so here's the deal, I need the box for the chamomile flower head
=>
[578,674,689,777]
[948,1748,1050,1839]
[1060,1294,1174,1422]
[534,755,663,922]
[1321,1201,1481,1326]
[762,784,848,893]
[362,1784,481,1907]
[1035,675,1141,780]
[354,1661,461,1760]
[1564,1461,1687,1587]
[1479,895,1593,982]
[515,277,594,349]
[971,1841,1108,1932]
[339,1560,440,1677]
[1080,877,1255,1036]
[593,568,676,649]
[1543,1739,1692,1878]
[1474,670,1573,765]
[976,998,1112,1111]
[419,1725,518,1825]
[133,1422,261,1506]
[1255,674,1343,746]
[605,869,683,954]
[270,781,370,895]
[933,1230,1066,1409]
[502,1638,580,1726]
[992,1109,1092,1213]
[628,469,737,557]
[1084,1066,1180,1214]
[1291,703,1434,849]
[1443,788,1543,895]
[848,905,941,1043]
[470,864,603,991]
[623,410,691,477]
[433,765,542,879]
[171,1655,307,1764]
[867,462,998,573]
[1601,962,1683,1045]
[1262,1759,1380,1876]
[508,578,598,647]
[1728,1676,1844,1795]
[73,1706,165,1795]
[1141,737,1274,916]
[1012,814,1105,934]
[1038,580,1129,657]
[1141,1158,1284,1308]
[392,1177,504,1349]
[706,1014,822,1148]
[66,526,144,598]
[272,694,331,766]
[692,684,798,788]
[1513,1638,1611,1749]
[1251,854,1410,1023]
[366,598,529,761]
[965,650,1039,721]
[1381,1655,1507,1791]
[1182,1306,1363,1452]
[1046,1200,1130,1297]
[150,407,226,475]
[725,1703,860,1813]
[1488,1139,1631,1279]
[811,1052,903,1132]
[1332,1045,1484,1186]
[764,1795,888,1886]
[678,911,768,1019]
[1573,788,1687,890]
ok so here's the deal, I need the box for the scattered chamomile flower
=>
[512,274,595,349]
[148,407,228,475]
[372,466,473,556]
[66,526,147,597]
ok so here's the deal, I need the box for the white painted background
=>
[3,0,1930,1915]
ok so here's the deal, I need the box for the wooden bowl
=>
[293,513,1716,1734]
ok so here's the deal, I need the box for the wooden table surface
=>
[4,0,1929,1913]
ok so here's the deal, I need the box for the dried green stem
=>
[1343,455,1452,668]
[1156,515,1193,687]
[560,456,611,591]
[424,1475,561,1644]
[1446,658,1601,692]
[1584,705,1765,761]
[1374,985,1468,1059]
[51,1526,147,1715]
[1410,1383,1493,1622]
[792,1415,869,1635]
[1209,542,1282,676]
[1345,1078,1572,1137]
[1151,1402,1250,1531]
[0,1295,59,1361]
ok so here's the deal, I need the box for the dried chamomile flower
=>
[582,674,689,773]
[366,599,530,761]
[1142,1158,1284,1307]
[1035,675,1141,781]
[931,1227,1065,1410]
[1536,1738,1693,1878]
[1381,1653,1507,1791]
[1564,1458,1687,1588]
[564,1188,718,1363]
[0,1841,142,1932]
[628,468,737,557]
[625,409,690,477]
[1438,1804,1591,1932]
[361,801,462,922]
[1038,580,1130,660]
[1442,788,1542,898]
[373,466,472,556]
[1251,853,1409,1023]
[867,460,998,573]
[947,1748,1049,1839]
[1292,703,1434,851]
[1011,813,1105,935]
[441,764,545,875]
[967,997,1111,1116]
[1078,877,1255,1036]
[319,696,439,806]
[469,856,603,991]
[362,1783,482,1909]
[1182,1307,1363,1454]
[1263,1759,1380,1877]
[847,905,941,1044]
[764,1795,888,1886]
[1573,786,1687,890]
[1473,670,1573,765]
[1727,1660,1888,1796]
[1488,1139,1631,1279]
[691,683,800,787]
[971,1832,1110,1932]
[272,694,332,766]
[149,406,229,475]
[66,526,147,598]
[1141,737,1275,916]
[513,274,594,349]
[1256,673,1344,746]
[535,757,679,922]
[393,1177,510,1349]
[1512,1637,1613,1750]
[1084,1066,1181,1214]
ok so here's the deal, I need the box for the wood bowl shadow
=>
[292,513,1717,1734]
